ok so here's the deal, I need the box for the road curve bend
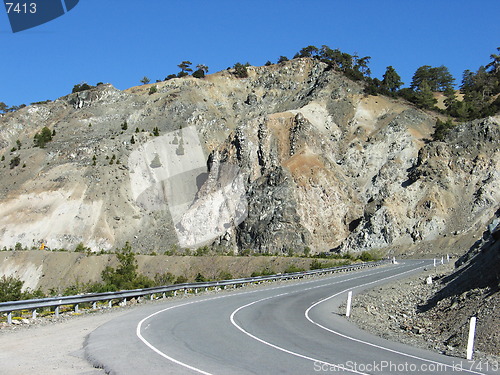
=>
[85,260,495,375]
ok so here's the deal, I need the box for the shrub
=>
[0,275,23,302]
[195,273,207,282]
[154,272,175,286]
[99,242,154,291]
[195,246,210,256]
[284,265,305,273]
[433,118,454,141]
[218,271,233,280]
[33,126,53,148]
[233,62,249,78]
[9,156,20,169]
[192,69,205,78]
[72,83,94,93]
[148,86,157,95]
[358,251,375,262]
[0,275,44,302]
[310,259,324,270]
[277,56,289,63]
[74,242,89,253]
[175,275,188,284]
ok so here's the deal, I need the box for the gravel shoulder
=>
[0,307,132,375]
[348,261,500,364]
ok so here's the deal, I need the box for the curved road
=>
[85,260,495,374]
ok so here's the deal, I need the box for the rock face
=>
[0,58,499,254]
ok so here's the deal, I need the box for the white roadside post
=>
[447,254,450,262]
[346,291,353,318]
[433,258,436,267]
[467,317,477,360]
[441,256,444,264]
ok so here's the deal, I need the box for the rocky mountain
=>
[0,58,498,255]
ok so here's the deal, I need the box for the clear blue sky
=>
[1,0,499,106]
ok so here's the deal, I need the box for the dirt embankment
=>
[0,250,334,293]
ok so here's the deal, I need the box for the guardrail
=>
[0,259,390,324]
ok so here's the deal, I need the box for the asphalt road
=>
[85,260,497,374]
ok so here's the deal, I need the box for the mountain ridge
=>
[0,58,498,256]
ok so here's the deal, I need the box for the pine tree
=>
[382,66,403,93]
[414,81,437,109]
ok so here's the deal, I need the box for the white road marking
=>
[230,294,370,374]
[304,266,489,375]
[136,262,411,374]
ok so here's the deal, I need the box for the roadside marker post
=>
[467,317,477,360]
[346,291,353,318]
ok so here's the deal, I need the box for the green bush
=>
[192,69,205,78]
[99,242,155,291]
[358,251,375,262]
[72,83,94,93]
[250,268,275,277]
[195,273,207,282]
[233,62,249,78]
[74,242,89,253]
[195,246,210,256]
[0,275,44,302]
[310,259,324,270]
[175,275,188,284]
[9,156,20,169]
[33,126,53,148]
[0,275,23,302]
[432,118,454,141]
[154,272,176,285]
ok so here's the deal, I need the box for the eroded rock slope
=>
[0,58,498,255]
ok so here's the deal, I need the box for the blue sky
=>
[1,0,499,106]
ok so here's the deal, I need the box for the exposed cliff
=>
[0,58,498,255]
